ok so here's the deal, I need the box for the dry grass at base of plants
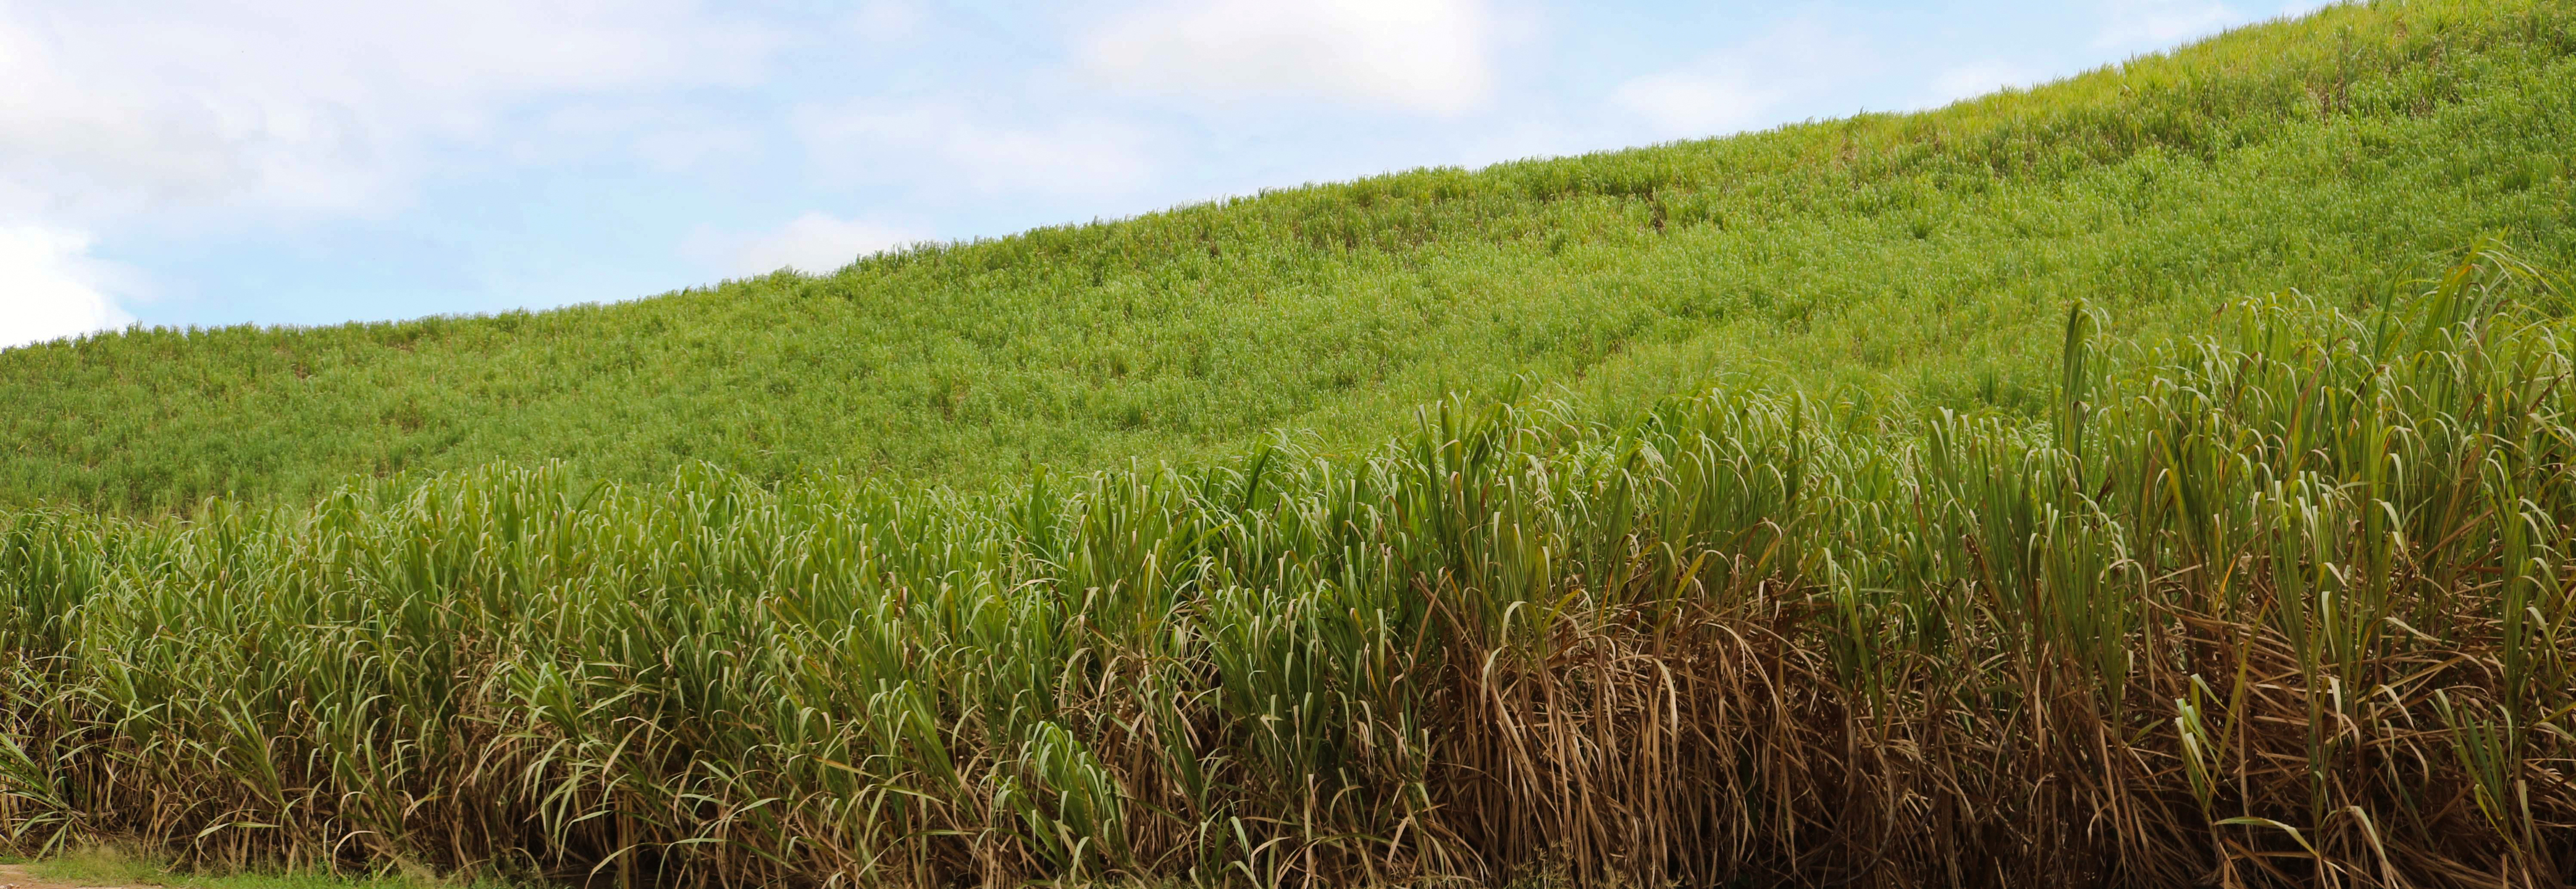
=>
[9,845,521,889]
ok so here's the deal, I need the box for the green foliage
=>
[4,4,2576,886]
[0,246,2569,887]
[4,0,2574,512]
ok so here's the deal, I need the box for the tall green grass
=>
[2,245,2568,886]
[4,0,2572,512]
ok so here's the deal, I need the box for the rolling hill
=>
[6,2,2576,887]
[2,0,2570,512]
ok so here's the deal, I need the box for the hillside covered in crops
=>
[6,2,2576,888]
[7,246,2575,887]
[2,0,2572,512]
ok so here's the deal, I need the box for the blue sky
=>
[1,0,2330,348]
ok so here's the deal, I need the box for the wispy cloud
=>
[1923,61,2045,107]
[0,225,136,349]
[1078,0,1502,115]
[687,212,926,277]
[2094,0,2243,51]
[797,102,1159,198]
[843,1,926,41]
[0,0,783,225]
[1609,18,1879,140]
[521,104,764,173]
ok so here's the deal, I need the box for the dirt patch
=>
[0,863,150,889]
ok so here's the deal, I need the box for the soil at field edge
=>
[0,863,151,889]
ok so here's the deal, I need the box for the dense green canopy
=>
[2,0,2568,512]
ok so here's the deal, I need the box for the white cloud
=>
[2095,1,2341,53]
[521,105,763,173]
[1923,61,2044,107]
[0,226,136,349]
[1446,119,1627,170]
[0,0,781,225]
[797,103,1157,198]
[844,1,926,41]
[1609,19,1876,140]
[2093,0,2244,50]
[1079,0,1500,115]
[631,127,764,173]
[687,213,923,277]
[1612,70,1783,138]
